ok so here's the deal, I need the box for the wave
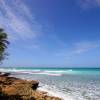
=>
[38,84,74,100]
[0,67,89,76]
[0,68,40,73]
[2,68,98,76]
[0,68,64,76]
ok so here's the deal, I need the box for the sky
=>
[0,0,100,67]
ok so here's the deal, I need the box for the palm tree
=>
[0,28,9,63]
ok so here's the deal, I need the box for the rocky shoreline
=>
[0,72,62,100]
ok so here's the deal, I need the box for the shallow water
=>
[0,67,100,100]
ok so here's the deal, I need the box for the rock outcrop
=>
[0,72,62,100]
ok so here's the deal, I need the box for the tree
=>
[0,28,9,64]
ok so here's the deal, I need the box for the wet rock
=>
[0,74,62,100]
[0,72,10,77]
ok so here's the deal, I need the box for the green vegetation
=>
[0,28,9,64]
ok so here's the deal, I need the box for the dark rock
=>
[0,72,10,77]
[0,73,62,100]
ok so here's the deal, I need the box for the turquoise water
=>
[0,67,100,100]
[1,67,100,75]
[18,67,100,75]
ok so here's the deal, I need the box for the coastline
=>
[38,86,73,100]
[0,72,62,100]
[0,68,100,100]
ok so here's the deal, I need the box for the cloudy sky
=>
[0,0,100,67]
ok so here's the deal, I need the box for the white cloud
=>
[24,44,40,50]
[78,0,100,9]
[55,41,100,58]
[73,41,99,54]
[0,0,42,41]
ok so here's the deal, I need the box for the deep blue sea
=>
[0,67,100,100]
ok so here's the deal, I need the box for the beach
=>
[0,72,61,100]
[0,0,100,100]
[0,67,100,100]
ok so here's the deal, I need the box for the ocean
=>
[0,67,100,100]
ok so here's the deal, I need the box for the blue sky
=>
[0,0,100,67]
